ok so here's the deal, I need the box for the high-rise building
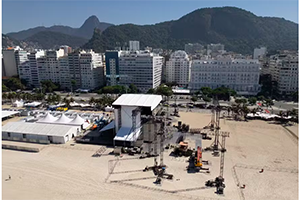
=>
[2,49,18,77]
[79,50,104,90]
[166,50,191,87]
[185,43,204,55]
[18,61,32,86]
[129,41,140,51]
[119,51,162,92]
[68,51,81,89]
[207,43,225,56]
[28,50,45,87]
[269,54,298,95]
[253,47,267,59]
[105,50,120,86]
[58,56,71,90]
[190,58,261,95]
[37,49,64,84]
[15,50,29,74]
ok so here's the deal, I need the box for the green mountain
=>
[25,31,88,49]
[83,7,298,54]
[7,15,113,40]
[2,34,22,48]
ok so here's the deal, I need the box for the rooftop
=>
[2,122,77,137]
[112,94,162,110]
[2,111,20,119]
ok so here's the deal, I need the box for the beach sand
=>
[2,111,298,200]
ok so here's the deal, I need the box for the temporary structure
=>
[37,113,58,123]
[69,114,85,125]
[12,100,24,107]
[54,113,72,124]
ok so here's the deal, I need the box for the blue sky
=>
[2,0,298,33]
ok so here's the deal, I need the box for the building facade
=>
[58,56,71,90]
[68,51,81,89]
[2,49,18,77]
[184,43,204,55]
[166,50,191,87]
[253,47,267,59]
[190,58,261,95]
[119,51,162,92]
[270,54,298,95]
[80,50,104,90]
[105,50,120,86]
[129,41,140,52]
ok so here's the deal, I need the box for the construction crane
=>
[205,130,229,195]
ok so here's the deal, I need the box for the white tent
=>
[37,113,58,123]
[54,113,72,124]
[105,106,114,112]
[70,102,80,107]
[13,100,24,107]
[24,101,42,107]
[69,114,85,125]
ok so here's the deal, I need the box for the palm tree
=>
[89,97,95,104]
[2,93,8,102]
[69,97,75,103]
[71,80,76,94]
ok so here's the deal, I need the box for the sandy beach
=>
[2,111,298,200]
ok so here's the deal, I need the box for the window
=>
[23,134,26,139]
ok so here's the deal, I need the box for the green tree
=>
[147,88,155,94]
[2,84,9,92]
[129,84,138,93]
[200,87,213,97]
[203,96,211,105]
[191,96,198,103]
[71,80,76,93]
[248,97,257,105]
[265,99,274,108]
[89,97,96,104]
[40,80,58,93]
[3,78,25,91]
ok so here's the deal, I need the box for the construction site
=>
[2,94,298,200]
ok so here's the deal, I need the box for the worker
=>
[8,175,11,180]
[259,169,264,173]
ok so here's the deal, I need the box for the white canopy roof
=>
[55,113,72,124]
[2,110,20,119]
[69,114,85,125]
[112,94,162,111]
[2,122,77,137]
[37,113,58,123]
[24,101,42,107]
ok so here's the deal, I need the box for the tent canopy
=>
[37,113,58,123]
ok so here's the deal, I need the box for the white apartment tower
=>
[58,56,71,90]
[166,50,191,87]
[253,47,267,59]
[79,50,105,90]
[119,51,162,92]
[129,41,140,51]
[271,54,298,95]
[190,58,261,95]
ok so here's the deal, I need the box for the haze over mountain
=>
[7,15,113,40]
[84,7,298,54]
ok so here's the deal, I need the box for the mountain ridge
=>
[7,15,113,40]
[83,6,298,54]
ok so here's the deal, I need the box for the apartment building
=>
[129,41,140,51]
[105,50,120,86]
[119,51,162,92]
[190,58,261,95]
[68,51,81,89]
[2,49,18,77]
[58,56,71,90]
[270,54,298,95]
[184,43,204,55]
[79,50,104,90]
[166,50,191,87]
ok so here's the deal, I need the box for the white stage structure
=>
[112,94,162,146]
